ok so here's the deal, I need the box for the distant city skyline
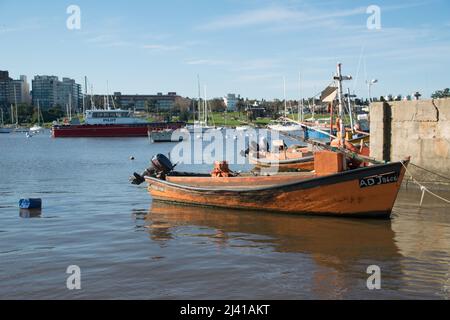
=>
[1,0,449,100]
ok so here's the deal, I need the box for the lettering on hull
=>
[360,172,398,188]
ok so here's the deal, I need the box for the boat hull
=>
[146,161,407,218]
[52,122,185,138]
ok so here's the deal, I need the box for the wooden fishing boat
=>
[140,152,409,219]
[133,64,407,219]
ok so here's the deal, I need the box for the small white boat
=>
[30,100,44,134]
[268,121,303,132]
[29,124,44,134]
[236,125,252,131]
[149,129,187,143]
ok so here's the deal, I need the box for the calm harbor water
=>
[0,131,449,300]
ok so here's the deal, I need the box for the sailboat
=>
[0,109,12,134]
[187,77,221,133]
[268,77,302,132]
[11,87,29,133]
[30,100,44,134]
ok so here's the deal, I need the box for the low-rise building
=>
[113,92,180,111]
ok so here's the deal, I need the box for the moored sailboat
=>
[30,100,44,134]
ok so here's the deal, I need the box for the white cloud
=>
[196,5,367,31]
[143,44,182,51]
[185,59,229,66]
[196,2,432,32]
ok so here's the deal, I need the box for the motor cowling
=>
[151,154,174,175]
[130,154,174,185]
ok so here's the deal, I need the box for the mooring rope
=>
[401,162,450,206]
[409,163,450,182]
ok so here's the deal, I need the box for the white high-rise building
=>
[223,93,239,111]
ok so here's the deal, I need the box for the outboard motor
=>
[130,154,175,185]
[151,154,174,175]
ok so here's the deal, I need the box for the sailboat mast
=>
[204,85,208,126]
[106,81,110,110]
[13,85,18,126]
[196,75,201,125]
[336,63,347,148]
[298,72,304,122]
[37,100,40,125]
[84,76,88,113]
[68,94,72,120]
[347,88,355,133]
[283,76,287,118]
[90,84,95,110]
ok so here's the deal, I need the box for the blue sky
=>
[1,0,449,100]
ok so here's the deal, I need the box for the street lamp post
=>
[366,79,378,103]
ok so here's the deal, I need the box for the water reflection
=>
[146,201,400,271]
[19,209,42,218]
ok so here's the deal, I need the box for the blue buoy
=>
[19,198,42,209]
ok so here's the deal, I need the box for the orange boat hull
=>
[146,161,408,218]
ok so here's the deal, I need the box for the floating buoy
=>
[19,198,42,209]
[129,156,135,161]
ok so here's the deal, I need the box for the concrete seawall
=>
[370,99,450,187]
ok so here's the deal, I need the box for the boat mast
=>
[90,84,95,110]
[283,76,287,118]
[37,99,41,125]
[69,93,73,120]
[196,74,201,125]
[204,85,208,126]
[13,85,18,126]
[298,72,304,122]
[347,88,355,133]
[106,81,110,110]
[83,76,87,114]
[334,63,352,148]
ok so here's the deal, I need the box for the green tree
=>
[208,98,226,112]
[431,88,450,99]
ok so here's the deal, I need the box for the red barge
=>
[52,109,185,138]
